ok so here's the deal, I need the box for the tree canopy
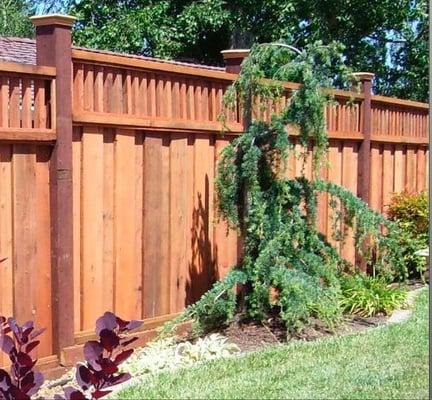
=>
[0,0,34,37]
[0,0,427,101]
[68,0,428,101]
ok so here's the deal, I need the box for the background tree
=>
[0,0,34,37]
[68,0,428,101]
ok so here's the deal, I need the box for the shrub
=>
[340,274,407,317]
[163,41,415,337]
[55,312,142,400]
[0,317,45,400]
[387,191,428,279]
[387,191,428,241]
[0,313,142,400]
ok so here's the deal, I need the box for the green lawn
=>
[120,289,429,399]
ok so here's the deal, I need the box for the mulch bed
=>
[207,279,426,353]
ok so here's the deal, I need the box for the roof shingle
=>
[0,36,225,71]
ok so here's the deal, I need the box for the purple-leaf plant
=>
[0,316,46,400]
[55,312,142,400]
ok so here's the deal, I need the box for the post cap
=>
[30,14,77,27]
[221,49,251,60]
[351,72,375,82]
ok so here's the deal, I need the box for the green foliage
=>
[162,41,413,336]
[340,273,407,317]
[69,0,427,101]
[314,180,411,282]
[159,270,248,336]
[0,0,34,37]
[387,191,429,279]
[387,191,428,242]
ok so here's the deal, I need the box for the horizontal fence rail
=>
[0,61,56,142]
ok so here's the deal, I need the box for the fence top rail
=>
[371,94,428,110]
[72,48,364,102]
[0,61,56,78]
[72,48,237,81]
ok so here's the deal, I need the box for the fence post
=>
[353,72,374,204]
[221,49,250,74]
[31,14,76,360]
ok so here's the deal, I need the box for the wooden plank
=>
[72,111,240,134]
[159,133,171,315]
[0,128,56,142]
[135,133,144,315]
[21,78,32,128]
[341,142,357,264]
[169,133,189,312]
[137,73,147,116]
[326,140,343,250]
[372,95,429,110]
[72,127,82,333]
[81,126,104,329]
[393,145,406,193]
[83,65,94,111]
[214,137,238,279]
[12,146,37,324]
[0,61,56,77]
[382,144,394,212]
[124,71,133,114]
[34,80,47,129]
[35,146,53,358]
[406,146,416,192]
[112,70,123,113]
[143,133,163,318]
[72,50,236,81]
[8,77,20,128]
[416,147,426,192]
[156,76,164,117]
[0,77,8,128]
[114,129,142,320]
[103,68,113,113]
[369,144,383,212]
[0,145,13,367]
[73,64,84,113]
[94,65,104,112]
[190,133,211,301]
[102,129,115,318]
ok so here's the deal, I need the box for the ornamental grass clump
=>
[162,40,414,336]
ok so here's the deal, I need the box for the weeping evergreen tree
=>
[163,41,415,335]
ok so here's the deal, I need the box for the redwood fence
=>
[0,15,428,375]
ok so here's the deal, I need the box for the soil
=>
[215,313,387,353]
[212,280,426,353]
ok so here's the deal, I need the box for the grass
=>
[120,289,429,399]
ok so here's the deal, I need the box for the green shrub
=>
[387,191,428,279]
[340,274,407,317]
[387,191,428,241]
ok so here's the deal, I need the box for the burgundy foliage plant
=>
[0,316,46,400]
[55,312,142,400]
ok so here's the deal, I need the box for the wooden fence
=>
[0,15,428,375]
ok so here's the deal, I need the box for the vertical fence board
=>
[341,142,358,264]
[114,130,142,319]
[102,129,115,318]
[81,127,104,330]
[72,128,82,333]
[143,133,163,318]
[169,133,189,312]
[0,145,13,367]
[35,146,52,358]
